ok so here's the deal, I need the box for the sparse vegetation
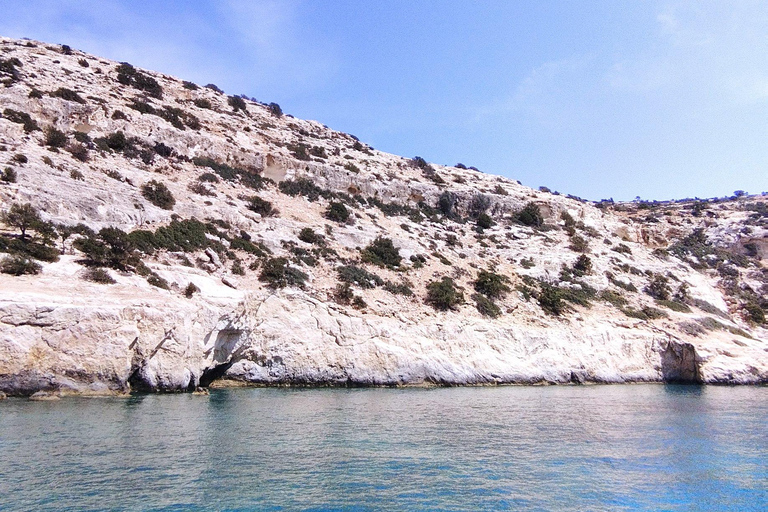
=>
[516,202,543,227]
[116,62,163,98]
[426,277,464,311]
[247,196,277,217]
[3,108,40,132]
[83,267,115,284]
[141,180,176,210]
[0,255,41,275]
[259,257,308,289]
[361,237,401,268]
[44,127,67,148]
[50,87,86,104]
[337,265,383,289]
[473,270,510,299]
[325,202,350,223]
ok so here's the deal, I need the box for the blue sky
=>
[3,0,767,200]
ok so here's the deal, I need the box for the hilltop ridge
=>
[0,37,766,396]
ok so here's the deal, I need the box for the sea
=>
[0,385,766,511]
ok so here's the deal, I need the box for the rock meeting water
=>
[1,385,766,511]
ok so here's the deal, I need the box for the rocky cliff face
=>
[0,37,766,395]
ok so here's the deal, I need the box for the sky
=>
[2,0,767,201]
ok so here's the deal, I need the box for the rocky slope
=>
[0,37,766,395]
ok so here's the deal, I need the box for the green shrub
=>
[228,95,247,112]
[287,142,311,161]
[572,254,592,276]
[426,277,464,311]
[517,202,543,227]
[645,274,671,301]
[0,255,41,275]
[50,87,86,104]
[656,299,692,313]
[325,202,350,223]
[111,110,128,120]
[362,237,402,268]
[0,57,22,83]
[1,167,16,183]
[184,282,200,298]
[194,98,212,109]
[83,267,115,284]
[473,293,501,318]
[569,235,589,253]
[183,81,199,90]
[116,62,163,98]
[66,143,89,162]
[278,178,326,201]
[745,302,765,324]
[333,282,355,305]
[473,270,510,299]
[384,280,414,296]
[437,191,458,218]
[2,202,42,238]
[476,213,493,230]
[45,127,68,148]
[337,265,383,289]
[298,228,323,245]
[231,260,245,275]
[538,284,566,315]
[141,180,175,210]
[2,108,40,133]
[599,289,627,307]
[268,103,283,117]
[28,88,43,99]
[247,196,276,217]
[612,243,632,255]
[147,272,169,289]
[74,227,136,270]
[12,154,27,164]
[259,257,308,289]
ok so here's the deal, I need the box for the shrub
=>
[612,243,632,255]
[116,62,163,98]
[287,142,310,161]
[476,213,493,230]
[474,270,510,299]
[78,58,89,68]
[194,98,212,109]
[147,273,169,289]
[538,284,566,315]
[83,267,115,284]
[1,167,16,183]
[50,87,86,104]
[426,277,464,311]
[12,154,27,164]
[111,110,128,120]
[28,88,43,99]
[645,274,671,301]
[572,254,592,276]
[516,202,543,227]
[473,293,501,318]
[231,260,245,275]
[268,102,283,117]
[184,282,200,298]
[183,81,199,90]
[45,127,68,148]
[599,289,627,307]
[468,194,491,218]
[437,191,458,218]
[259,257,308,289]
[656,299,691,313]
[0,57,22,83]
[333,282,355,305]
[278,178,325,201]
[247,196,277,217]
[0,255,41,275]
[205,84,224,93]
[384,280,414,296]
[2,108,40,133]
[2,202,41,238]
[362,237,402,268]
[298,228,323,244]
[228,95,247,112]
[745,302,765,324]
[141,180,175,210]
[337,265,383,289]
[199,172,219,183]
[325,202,350,223]
[569,235,589,253]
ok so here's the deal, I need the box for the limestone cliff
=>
[0,37,766,395]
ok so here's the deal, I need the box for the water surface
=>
[1,385,766,511]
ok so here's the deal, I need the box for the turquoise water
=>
[0,385,766,511]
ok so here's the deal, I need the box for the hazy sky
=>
[3,1,767,200]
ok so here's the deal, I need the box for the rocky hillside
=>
[0,37,766,396]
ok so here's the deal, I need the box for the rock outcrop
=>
[0,37,766,395]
